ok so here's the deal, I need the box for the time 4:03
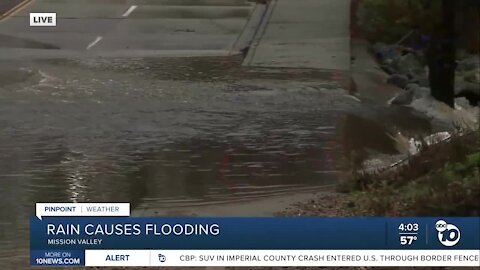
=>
[398,223,419,232]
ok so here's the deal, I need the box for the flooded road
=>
[0,56,348,208]
[0,56,432,265]
[0,0,435,266]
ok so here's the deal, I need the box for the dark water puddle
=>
[0,67,35,87]
[339,110,432,169]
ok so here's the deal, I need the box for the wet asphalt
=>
[0,0,25,17]
[0,0,435,266]
[0,0,253,56]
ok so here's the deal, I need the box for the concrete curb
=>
[0,0,32,22]
[228,1,269,56]
[241,0,276,65]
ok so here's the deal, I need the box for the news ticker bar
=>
[31,250,480,267]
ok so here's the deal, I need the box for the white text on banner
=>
[84,250,480,267]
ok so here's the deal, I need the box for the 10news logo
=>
[435,220,461,247]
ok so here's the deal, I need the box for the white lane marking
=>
[344,94,361,102]
[122,5,137,17]
[86,36,103,50]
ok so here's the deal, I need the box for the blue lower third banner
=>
[30,217,480,267]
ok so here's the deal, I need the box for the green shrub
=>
[346,131,480,216]
[356,151,480,216]
[359,0,441,43]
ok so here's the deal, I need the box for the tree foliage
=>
[360,0,441,43]
[361,0,479,49]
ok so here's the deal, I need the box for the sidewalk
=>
[244,0,351,71]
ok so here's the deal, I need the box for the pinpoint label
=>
[36,203,130,220]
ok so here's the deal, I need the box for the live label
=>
[30,13,57,27]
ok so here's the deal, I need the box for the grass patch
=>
[341,131,480,216]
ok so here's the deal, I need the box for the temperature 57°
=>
[400,235,418,245]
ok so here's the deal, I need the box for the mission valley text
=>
[46,223,220,236]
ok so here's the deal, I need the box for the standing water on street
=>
[0,0,441,267]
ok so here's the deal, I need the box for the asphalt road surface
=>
[0,0,25,17]
[0,0,433,267]
[0,0,254,58]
